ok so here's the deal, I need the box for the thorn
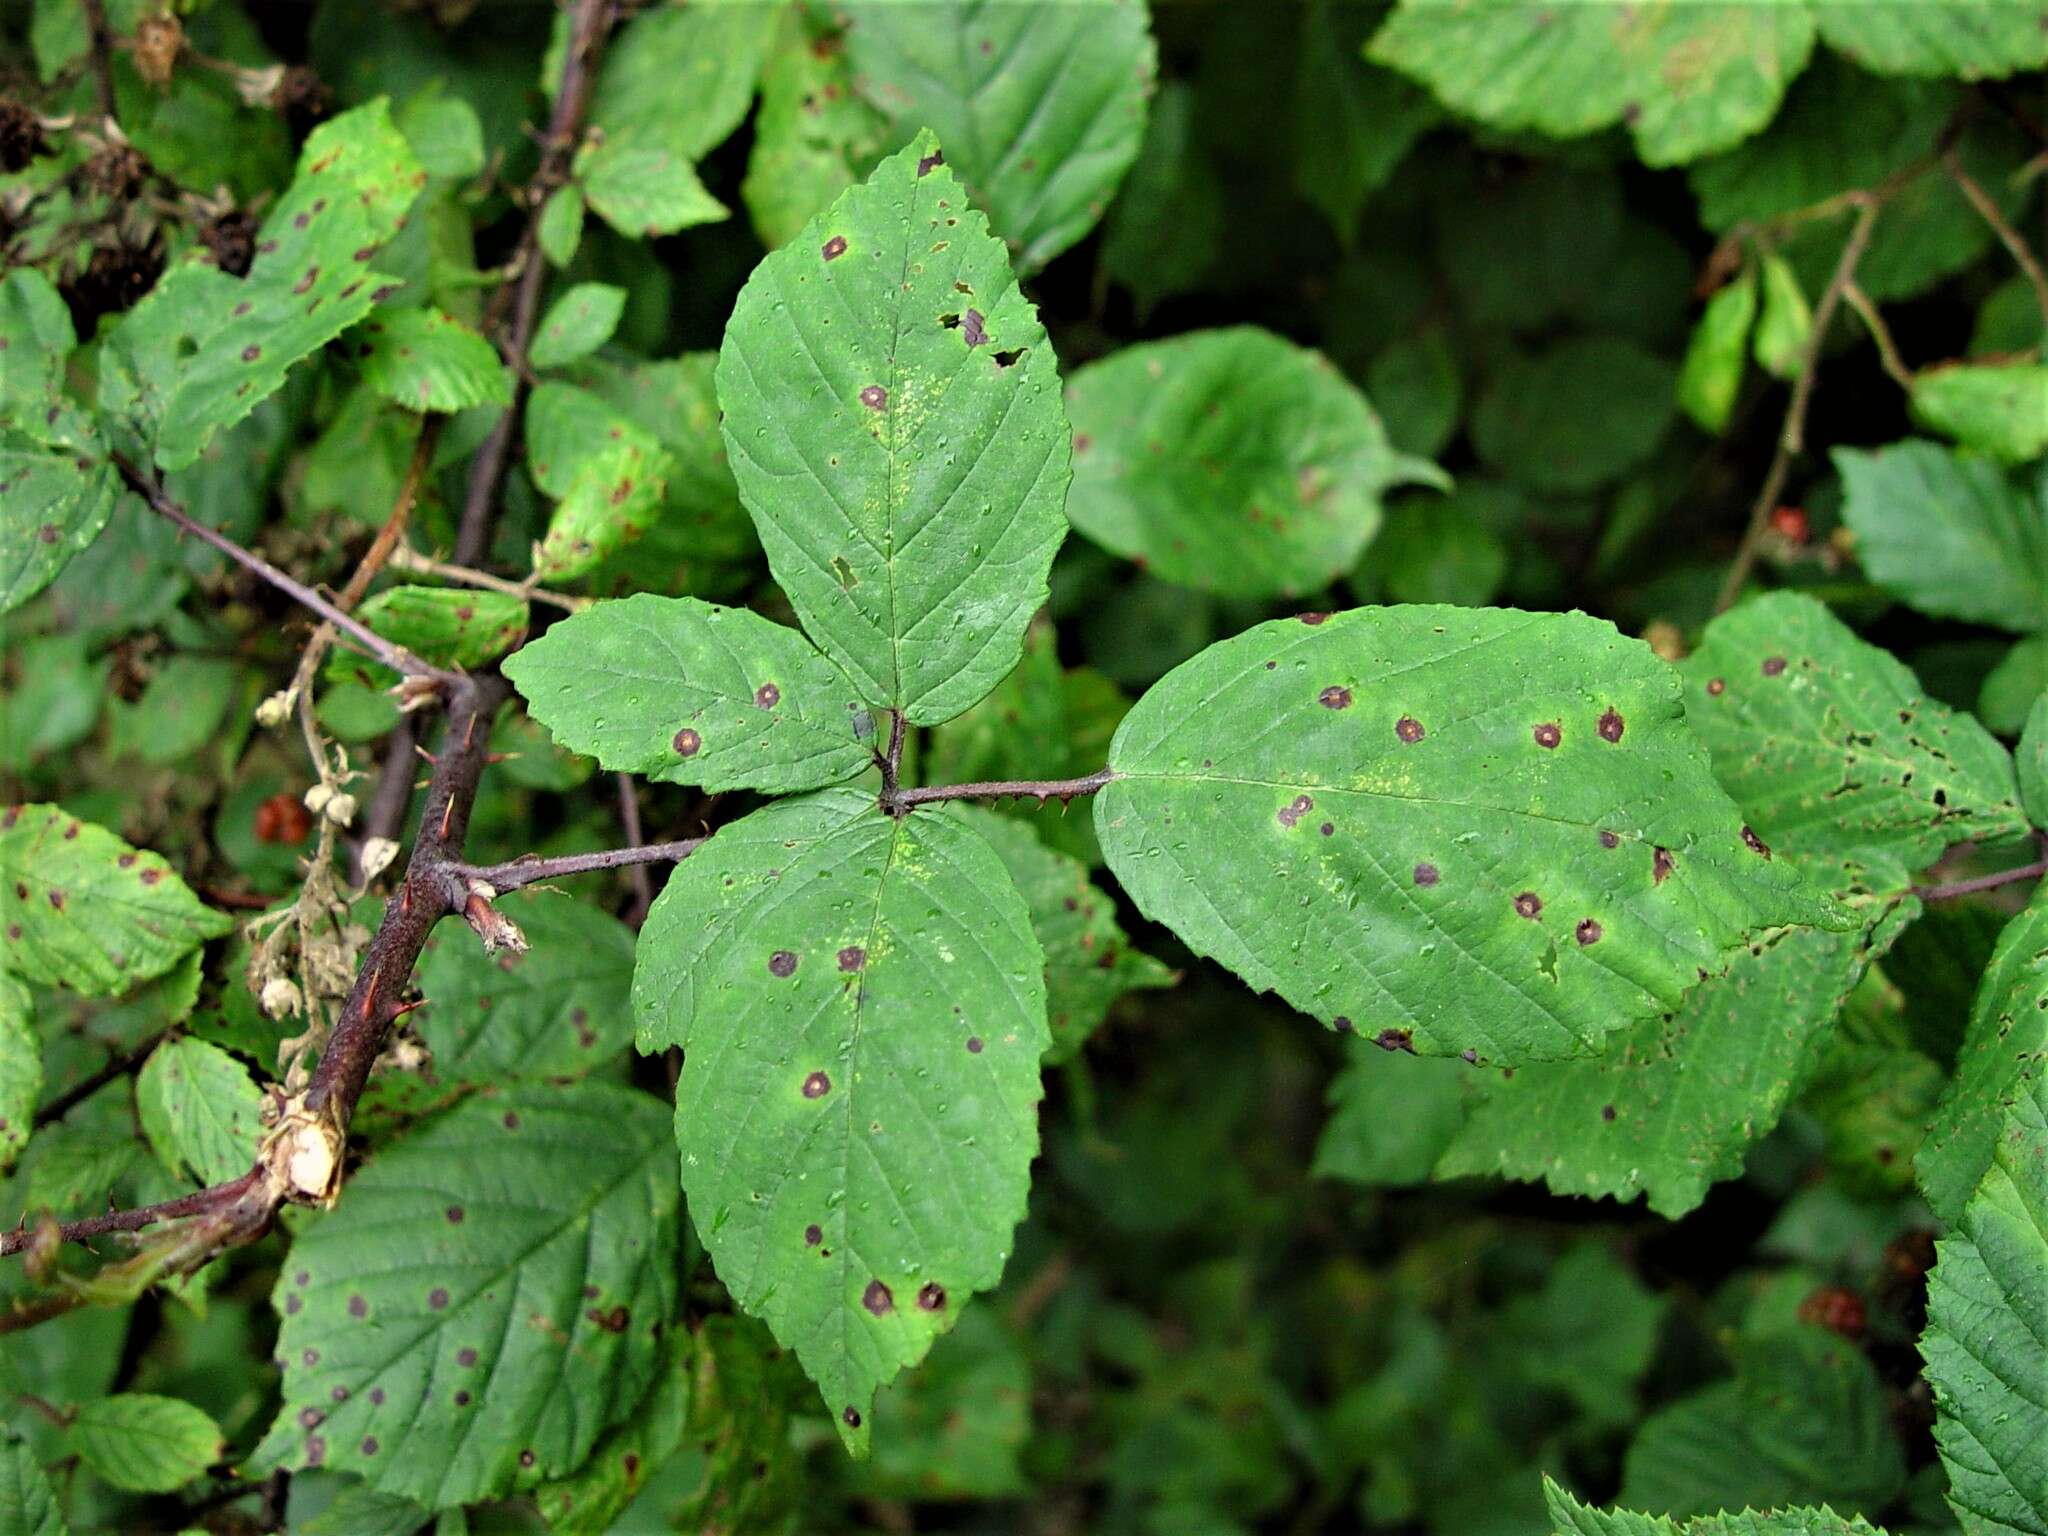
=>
[484,751,511,764]
[438,797,455,839]
[362,966,382,1016]
[463,712,478,750]
[390,998,426,1022]
[400,880,413,914]
[414,744,439,765]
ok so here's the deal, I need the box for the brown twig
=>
[33,1030,168,1130]
[1713,197,1883,614]
[882,768,1117,814]
[455,0,616,566]
[454,837,705,895]
[1913,841,2048,903]
[386,546,589,611]
[1841,282,1915,389]
[614,773,655,919]
[1947,148,2048,329]
[77,0,118,121]
[1,1172,261,1260]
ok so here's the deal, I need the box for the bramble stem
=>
[455,838,705,895]
[386,546,589,611]
[0,1172,261,1260]
[1914,840,2048,903]
[1947,148,2048,328]
[883,768,1117,813]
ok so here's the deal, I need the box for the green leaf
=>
[1353,494,1510,610]
[956,809,1174,1066]
[1980,635,2048,737]
[1502,1245,1667,1425]
[1094,606,1844,1063]
[1921,1068,2048,1536]
[740,4,890,252]
[413,889,635,1083]
[1752,252,1813,380]
[0,267,75,413]
[1098,81,1225,319]
[396,86,485,181]
[1314,1035,1469,1188]
[1064,326,1445,598]
[136,1037,264,1187]
[1680,591,2028,865]
[525,382,675,581]
[149,100,426,471]
[356,586,529,671]
[0,421,120,617]
[1437,849,1916,1216]
[528,283,625,371]
[575,134,729,237]
[851,1305,1031,1500]
[1368,330,1464,462]
[1369,0,1817,167]
[2020,694,2048,826]
[1544,1478,1888,1536]
[357,307,510,413]
[1471,336,1676,495]
[0,975,35,1172]
[1290,0,1437,243]
[839,0,1156,273]
[252,1082,679,1506]
[632,788,1047,1452]
[589,0,779,164]
[716,133,1072,724]
[1679,269,1758,433]
[1917,887,2048,1225]
[531,1315,801,1536]
[536,184,584,269]
[1836,441,2046,633]
[503,593,872,794]
[1812,0,2048,78]
[0,1437,66,1536]
[67,1393,224,1494]
[1909,361,2048,465]
[109,655,243,767]
[0,806,231,996]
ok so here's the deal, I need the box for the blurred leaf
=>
[1500,1244,1666,1424]
[632,789,1046,1454]
[0,421,121,619]
[576,137,728,239]
[528,283,625,371]
[111,655,241,767]
[839,0,1156,272]
[1802,1034,1946,1198]
[1472,336,1676,495]
[136,1037,264,1187]
[525,382,674,581]
[1352,495,1508,608]
[1096,607,1844,1063]
[1066,326,1445,597]
[0,636,109,774]
[1366,330,1463,461]
[589,0,780,164]
[1751,252,1813,380]
[1314,1038,1468,1187]
[536,184,585,270]
[741,4,890,251]
[2020,695,2047,825]
[1909,361,2048,465]
[0,806,231,996]
[852,1305,1031,1500]
[1835,441,2046,633]
[1100,81,1225,318]
[0,1436,66,1536]
[717,134,1070,723]
[0,976,36,1172]
[251,1083,679,1505]
[356,586,528,670]
[1291,0,1437,243]
[67,1393,224,1494]
[1921,1067,2048,1536]
[1812,2,2048,77]
[1979,635,2047,737]
[358,307,511,413]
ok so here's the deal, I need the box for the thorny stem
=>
[1713,196,1883,614]
[116,456,462,689]
[878,709,907,799]
[1913,839,2048,903]
[386,545,589,611]
[455,0,615,565]
[1946,148,2048,328]
[614,773,655,919]
[882,768,1117,814]
[1842,282,1915,389]
[454,838,706,895]
[1,1172,261,1260]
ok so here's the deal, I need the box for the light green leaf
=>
[1544,1477,1888,1536]
[1917,887,2048,1225]
[576,133,729,237]
[1065,326,1445,598]
[503,593,871,794]
[1836,441,2046,632]
[1679,269,1758,433]
[356,586,528,671]
[0,806,231,996]
[2020,694,2047,826]
[1980,635,2048,737]
[1910,361,2048,465]
[1369,0,1817,167]
[531,1315,801,1536]
[1921,1067,2048,1536]
[1680,591,2028,865]
[252,1083,679,1506]
[839,0,1156,273]
[396,86,485,181]
[67,1394,224,1494]
[1812,0,2048,78]
[632,788,1047,1453]
[740,4,890,252]
[525,382,675,581]
[136,1037,264,1187]
[1095,606,1844,1063]
[0,975,35,1172]
[1472,335,1676,495]
[956,809,1173,1065]
[150,100,426,471]
[413,889,635,1083]
[528,283,626,370]
[358,307,510,413]
[0,420,120,617]
[0,267,74,411]
[589,0,780,164]
[536,184,584,269]
[1752,251,1814,380]
[717,133,1072,724]
[0,1437,66,1536]
[1437,849,1916,1216]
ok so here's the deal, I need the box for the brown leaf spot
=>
[1395,716,1425,743]
[769,950,799,978]
[1413,862,1440,887]
[458,1347,478,1367]
[361,1437,380,1456]
[1741,824,1772,859]
[1374,1028,1415,1054]
[241,344,261,362]
[1298,611,1329,625]
[965,1036,983,1053]
[754,682,781,710]
[805,1223,823,1246]
[916,148,944,176]
[1706,677,1726,696]
[916,1282,946,1311]
[842,1406,862,1428]
[1277,793,1313,828]
[429,1287,449,1309]
[446,1205,464,1223]
[802,1070,831,1099]
[961,308,988,346]
[1575,919,1602,946]
[1597,709,1625,742]
[862,1279,894,1315]
[348,1294,366,1317]
[837,945,865,972]
[1761,656,1787,677]
[1653,847,1675,884]
[1601,1103,1617,1121]
[503,1111,520,1130]
[46,890,63,911]
[1513,891,1542,919]
[821,235,848,260]
[1532,722,1561,750]
[1319,685,1352,710]
[587,1305,629,1333]
[305,1435,325,1466]
[140,866,162,885]
[672,727,702,757]
[1599,830,1620,849]
[859,385,887,410]
[1320,822,1334,837]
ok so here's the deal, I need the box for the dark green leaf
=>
[528,283,626,371]
[67,1393,224,1494]
[0,1437,66,1536]
[0,975,35,1172]
[1471,336,1676,495]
